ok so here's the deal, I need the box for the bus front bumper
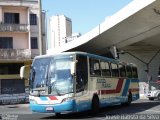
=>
[30,100,77,113]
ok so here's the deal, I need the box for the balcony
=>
[0,0,38,6]
[0,49,31,59]
[0,24,29,32]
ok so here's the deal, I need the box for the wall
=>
[0,33,29,49]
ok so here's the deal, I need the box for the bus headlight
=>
[61,97,74,103]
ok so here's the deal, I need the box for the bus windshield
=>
[30,55,74,95]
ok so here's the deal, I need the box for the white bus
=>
[20,52,139,116]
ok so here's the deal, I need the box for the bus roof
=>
[34,52,136,67]
[35,51,115,61]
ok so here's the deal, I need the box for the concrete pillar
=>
[0,7,2,23]
[27,8,31,50]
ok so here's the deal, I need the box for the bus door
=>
[75,55,89,110]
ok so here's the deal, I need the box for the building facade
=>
[0,0,46,104]
[49,15,72,48]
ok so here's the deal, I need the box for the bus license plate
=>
[46,107,53,111]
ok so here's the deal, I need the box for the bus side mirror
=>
[71,61,76,75]
[20,65,30,79]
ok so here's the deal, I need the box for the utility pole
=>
[38,0,43,55]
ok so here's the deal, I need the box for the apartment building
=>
[49,15,72,48]
[0,0,46,104]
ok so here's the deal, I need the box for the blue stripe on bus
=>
[77,100,91,112]
[122,79,139,97]
[40,97,48,101]
[122,79,130,96]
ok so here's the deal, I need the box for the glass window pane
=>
[0,63,24,75]
[126,66,132,78]
[100,61,111,77]
[111,63,119,77]
[119,64,126,77]
[89,58,101,76]
[1,79,25,94]
[4,13,19,24]
[76,55,88,92]
[132,67,138,78]
[31,37,38,49]
[0,37,13,48]
[30,14,37,25]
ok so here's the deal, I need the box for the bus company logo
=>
[97,79,111,88]
[97,78,106,83]
[102,83,111,88]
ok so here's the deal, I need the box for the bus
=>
[20,52,139,116]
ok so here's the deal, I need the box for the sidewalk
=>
[140,94,148,99]
[16,103,29,108]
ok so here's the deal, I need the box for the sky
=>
[42,0,133,35]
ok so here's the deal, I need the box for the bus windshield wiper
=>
[30,87,46,96]
[32,87,46,91]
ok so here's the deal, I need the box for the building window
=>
[0,37,13,49]
[0,63,24,75]
[1,79,25,94]
[31,37,38,49]
[4,13,19,24]
[30,14,37,25]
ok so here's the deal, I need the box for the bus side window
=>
[126,66,132,78]
[100,61,111,77]
[119,64,126,78]
[76,55,88,92]
[132,66,138,78]
[89,58,101,76]
[111,63,119,77]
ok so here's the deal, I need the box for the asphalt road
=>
[0,99,160,120]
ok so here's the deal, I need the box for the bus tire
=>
[91,95,99,114]
[157,94,160,100]
[149,98,154,101]
[55,113,61,117]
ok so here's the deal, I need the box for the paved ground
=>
[0,99,160,120]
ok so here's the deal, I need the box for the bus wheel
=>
[157,94,160,100]
[91,96,99,114]
[149,98,154,101]
[55,113,61,117]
